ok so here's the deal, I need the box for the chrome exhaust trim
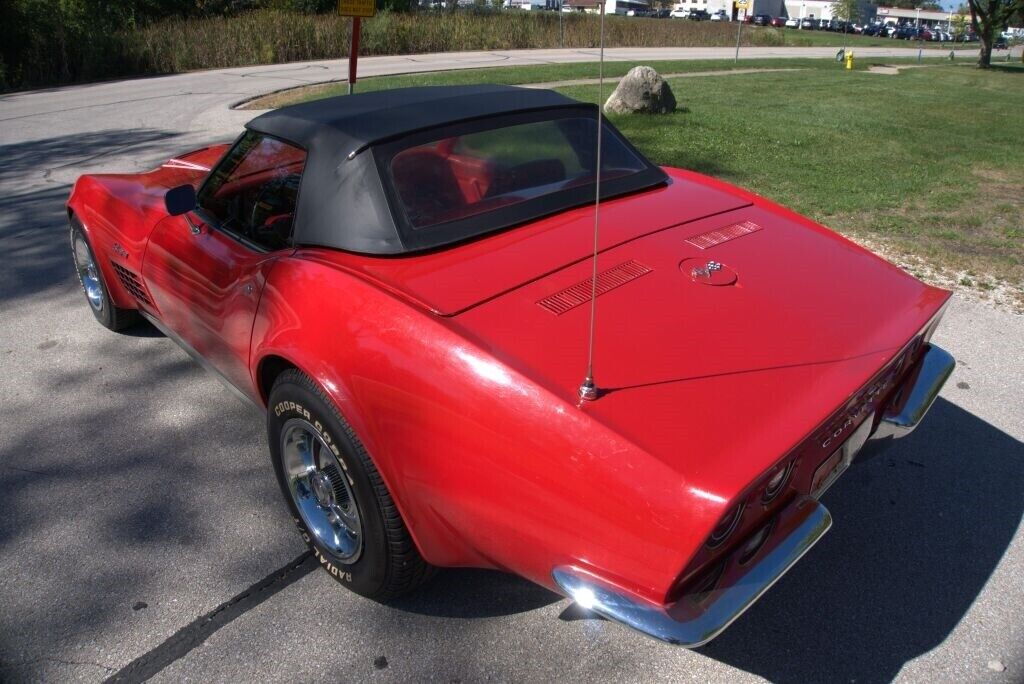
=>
[872,343,955,441]
[552,496,832,647]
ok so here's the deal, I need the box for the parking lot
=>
[1,48,1022,682]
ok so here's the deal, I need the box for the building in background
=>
[562,0,655,13]
[874,5,967,27]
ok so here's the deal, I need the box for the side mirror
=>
[165,184,197,217]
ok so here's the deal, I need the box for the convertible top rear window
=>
[375,108,667,251]
[389,117,647,231]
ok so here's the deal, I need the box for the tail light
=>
[737,520,774,565]
[706,503,744,549]
[761,461,794,503]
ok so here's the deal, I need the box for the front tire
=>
[69,217,139,331]
[267,369,433,599]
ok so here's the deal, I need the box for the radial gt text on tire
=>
[267,369,433,599]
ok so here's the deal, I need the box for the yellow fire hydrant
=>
[846,50,855,70]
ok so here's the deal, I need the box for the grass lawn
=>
[253,58,1023,307]
[567,62,1023,306]
[245,55,977,108]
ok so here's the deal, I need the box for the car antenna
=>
[578,1,606,403]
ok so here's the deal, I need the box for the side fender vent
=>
[537,260,652,315]
[686,220,762,249]
[110,261,152,306]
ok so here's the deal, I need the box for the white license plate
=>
[811,417,873,498]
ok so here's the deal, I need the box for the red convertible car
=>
[67,85,954,646]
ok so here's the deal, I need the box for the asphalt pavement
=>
[0,47,1021,683]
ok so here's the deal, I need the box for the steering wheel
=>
[249,174,299,238]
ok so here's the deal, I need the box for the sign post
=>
[338,0,377,95]
[734,0,748,62]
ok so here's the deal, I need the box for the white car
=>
[710,9,728,20]
[785,17,799,27]
[669,8,688,17]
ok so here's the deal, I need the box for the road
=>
[1,48,1021,683]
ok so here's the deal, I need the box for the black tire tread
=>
[274,369,434,599]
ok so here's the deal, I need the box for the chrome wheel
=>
[73,235,104,313]
[280,418,362,563]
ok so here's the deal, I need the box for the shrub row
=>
[4,10,785,89]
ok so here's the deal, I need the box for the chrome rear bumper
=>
[871,343,955,442]
[552,496,832,647]
[552,348,950,647]
[551,345,954,647]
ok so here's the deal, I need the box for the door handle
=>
[185,215,202,236]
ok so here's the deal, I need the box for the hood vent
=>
[537,260,652,315]
[686,220,762,249]
[110,261,152,306]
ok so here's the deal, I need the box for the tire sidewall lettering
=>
[276,401,349,473]
[279,402,357,579]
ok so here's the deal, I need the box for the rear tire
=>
[69,217,139,331]
[267,369,433,600]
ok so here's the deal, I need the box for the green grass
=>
[560,63,1024,301]
[255,58,1023,304]
[245,56,973,108]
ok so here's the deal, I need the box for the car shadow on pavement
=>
[390,568,560,619]
[699,397,1024,684]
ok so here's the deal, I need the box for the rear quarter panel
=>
[251,253,711,602]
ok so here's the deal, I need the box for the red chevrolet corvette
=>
[67,85,954,646]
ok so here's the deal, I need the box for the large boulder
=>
[603,66,677,115]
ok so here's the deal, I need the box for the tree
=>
[831,0,859,51]
[951,10,969,41]
[966,0,1024,67]
[831,0,859,23]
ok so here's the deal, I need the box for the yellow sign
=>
[339,0,376,18]
[735,0,748,7]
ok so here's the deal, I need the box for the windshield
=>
[380,111,664,245]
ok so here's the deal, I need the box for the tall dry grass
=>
[120,10,783,77]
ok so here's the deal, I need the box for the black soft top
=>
[244,85,667,255]
[247,85,579,155]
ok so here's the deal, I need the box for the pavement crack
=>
[2,464,48,475]
[0,93,194,123]
[0,656,115,674]
[103,550,315,683]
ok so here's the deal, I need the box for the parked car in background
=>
[800,17,816,29]
[654,8,671,18]
[669,7,688,17]
[785,16,799,27]
[771,16,786,27]
[688,8,711,20]
[710,9,728,21]
[752,13,771,25]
